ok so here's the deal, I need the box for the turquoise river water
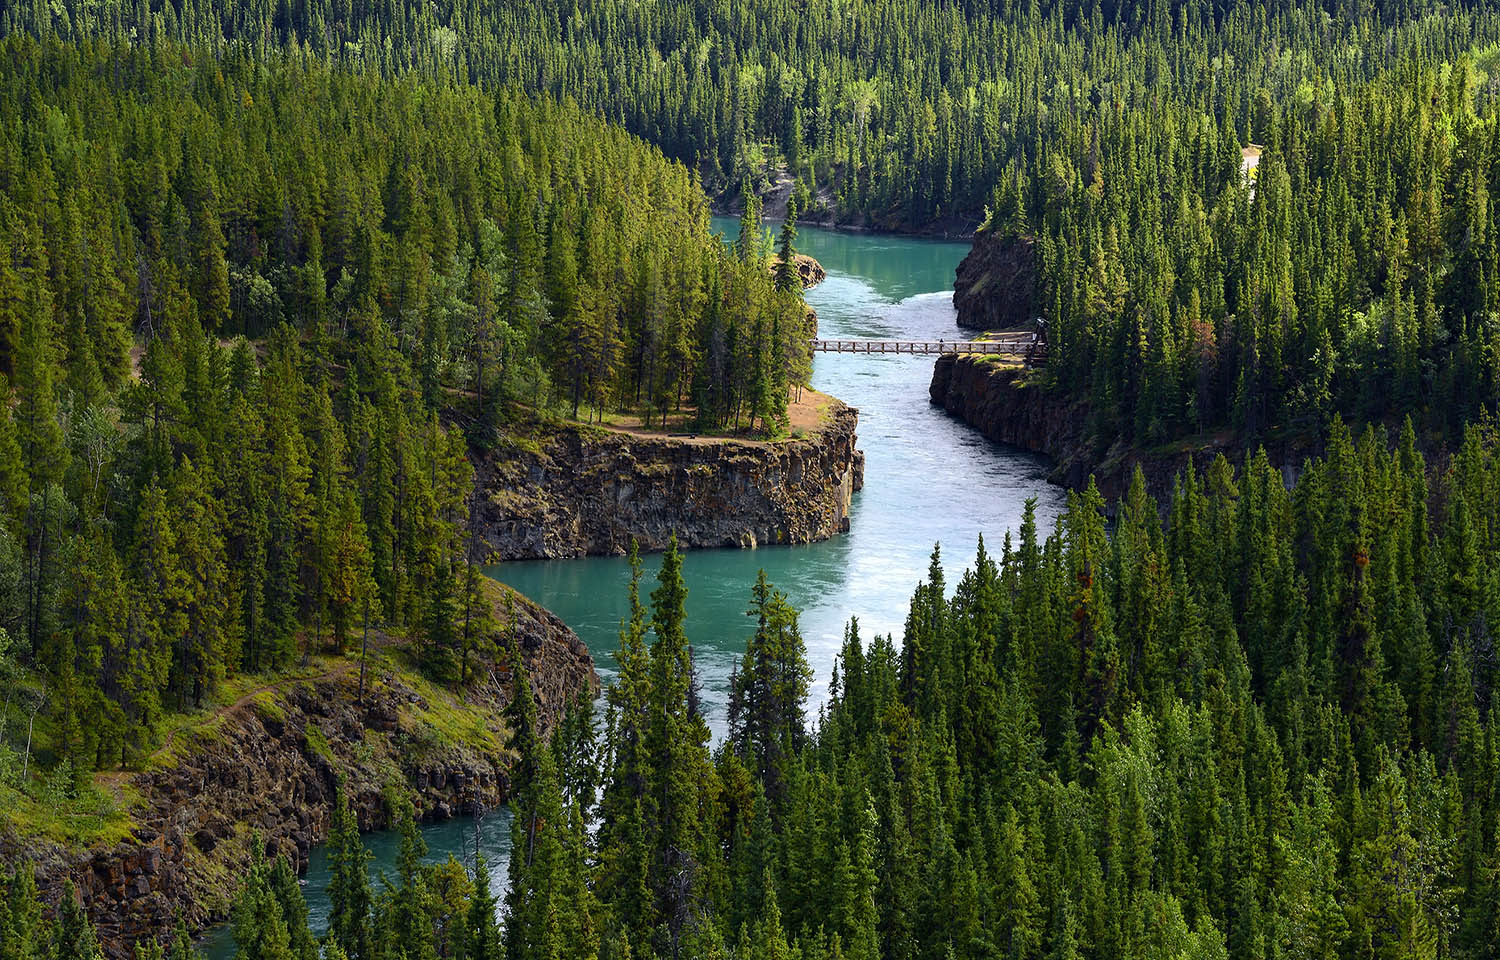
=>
[202,219,1065,956]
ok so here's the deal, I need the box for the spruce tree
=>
[644,536,709,958]
[326,792,373,960]
[50,883,101,960]
[773,203,801,294]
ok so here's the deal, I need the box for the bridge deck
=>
[809,337,1045,364]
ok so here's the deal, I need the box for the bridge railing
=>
[807,337,1044,364]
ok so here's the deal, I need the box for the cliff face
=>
[929,354,1307,503]
[952,231,1039,332]
[475,402,865,559]
[2,583,597,958]
[929,354,1095,484]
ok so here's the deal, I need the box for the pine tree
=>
[267,857,318,960]
[504,722,571,960]
[837,794,881,960]
[996,805,1041,960]
[596,544,654,955]
[644,537,710,959]
[774,204,801,293]
[0,384,25,527]
[1,865,46,960]
[736,187,763,264]
[385,800,437,960]
[326,792,373,960]
[50,883,101,960]
[728,570,811,803]
[232,856,298,960]
[464,855,502,960]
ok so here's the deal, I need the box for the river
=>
[491,219,1067,734]
[203,219,1065,958]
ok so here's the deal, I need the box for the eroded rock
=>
[2,586,596,959]
[475,401,864,560]
[952,231,1039,332]
[929,354,1314,502]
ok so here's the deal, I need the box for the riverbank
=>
[495,220,1066,745]
[928,354,1315,501]
[0,581,596,959]
[474,390,865,559]
[710,175,982,241]
[715,204,983,241]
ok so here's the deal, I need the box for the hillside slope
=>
[0,581,595,956]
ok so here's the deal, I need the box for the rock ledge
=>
[476,401,865,559]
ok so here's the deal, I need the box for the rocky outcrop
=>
[769,253,827,289]
[505,582,598,726]
[475,402,864,559]
[1,583,596,959]
[929,354,1093,484]
[930,355,1316,502]
[952,231,1039,332]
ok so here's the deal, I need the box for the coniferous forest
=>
[15,424,1500,960]
[3,2,1500,960]
[9,1,1500,445]
[0,34,809,774]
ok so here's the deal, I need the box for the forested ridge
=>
[0,34,807,803]
[1000,28,1500,452]
[9,2,1500,960]
[15,0,1500,453]
[12,419,1500,959]
[8,1,1495,230]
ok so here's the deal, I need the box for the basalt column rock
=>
[930,353,1314,502]
[929,354,1090,482]
[476,401,865,559]
[952,230,1039,332]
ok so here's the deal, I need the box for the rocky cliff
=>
[929,354,1309,502]
[475,401,865,559]
[1,582,596,958]
[929,354,1095,485]
[952,231,1039,332]
[766,252,827,289]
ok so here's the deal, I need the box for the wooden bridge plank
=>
[806,336,1047,367]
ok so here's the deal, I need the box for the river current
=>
[203,219,1065,957]
[491,219,1065,734]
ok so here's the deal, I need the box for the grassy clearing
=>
[141,655,352,773]
[3,630,517,851]
[396,667,511,763]
[0,776,142,848]
[303,722,336,766]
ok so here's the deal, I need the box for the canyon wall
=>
[952,231,1040,332]
[929,354,1311,502]
[475,401,865,559]
[1,583,596,957]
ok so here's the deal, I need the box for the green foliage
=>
[326,792,373,960]
[727,570,811,804]
[9,5,1500,960]
[18,416,1500,955]
[0,32,811,786]
[517,426,1500,960]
